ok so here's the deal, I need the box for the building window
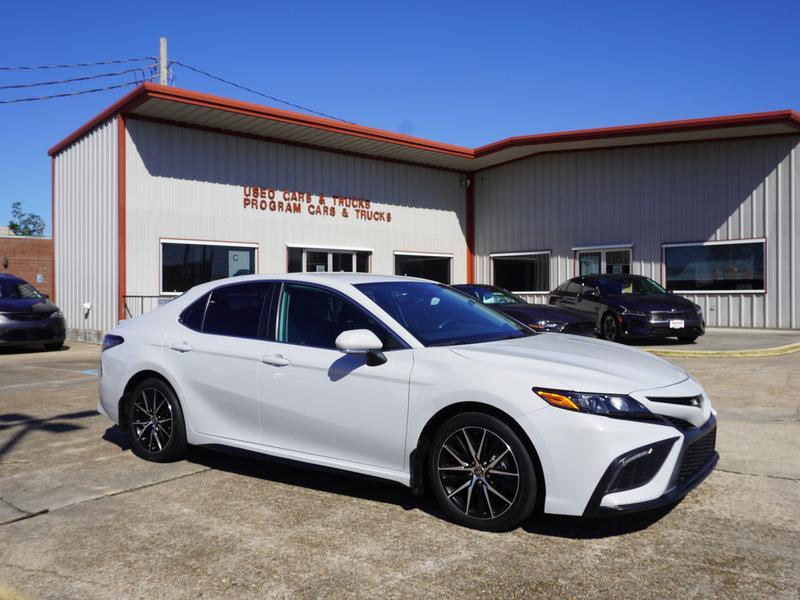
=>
[575,247,632,276]
[394,252,452,284]
[490,252,550,292]
[161,240,257,294]
[663,240,765,292]
[287,246,371,273]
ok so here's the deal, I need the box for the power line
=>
[0,57,157,71]
[0,64,157,90]
[170,60,355,124]
[0,79,154,104]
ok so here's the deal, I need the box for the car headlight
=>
[621,307,648,318]
[52,310,63,319]
[534,388,650,416]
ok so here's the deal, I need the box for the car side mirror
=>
[335,329,387,366]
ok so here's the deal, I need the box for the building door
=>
[576,248,631,276]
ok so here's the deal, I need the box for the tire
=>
[44,342,64,351]
[427,412,538,532]
[678,335,698,343]
[127,378,187,463]
[601,312,620,342]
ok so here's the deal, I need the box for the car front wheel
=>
[428,412,538,531]
[128,378,187,462]
[601,313,620,342]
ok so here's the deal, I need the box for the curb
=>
[644,342,800,358]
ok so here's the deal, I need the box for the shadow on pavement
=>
[523,504,676,539]
[102,425,673,539]
[0,409,94,457]
[0,344,71,356]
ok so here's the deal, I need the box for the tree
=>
[8,202,46,237]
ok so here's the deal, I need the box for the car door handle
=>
[169,342,192,353]
[261,354,290,367]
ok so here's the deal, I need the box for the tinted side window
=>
[179,293,209,331]
[565,281,583,294]
[277,283,402,350]
[203,283,272,339]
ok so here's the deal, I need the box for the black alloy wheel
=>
[428,412,538,531]
[128,378,187,462]
[601,313,619,342]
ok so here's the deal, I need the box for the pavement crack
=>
[717,468,799,482]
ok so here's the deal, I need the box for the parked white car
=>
[98,274,718,531]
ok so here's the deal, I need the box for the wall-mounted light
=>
[460,178,472,189]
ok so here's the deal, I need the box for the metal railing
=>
[123,295,175,319]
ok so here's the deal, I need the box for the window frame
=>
[489,250,551,295]
[661,238,767,294]
[270,281,409,351]
[178,281,276,341]
[159,237,259,296]
[393,251,453,285]
[572,245,633,277]
[286,244,373,274]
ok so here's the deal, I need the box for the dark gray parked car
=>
[0,274,66,350]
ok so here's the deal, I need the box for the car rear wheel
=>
[428,412,537,531]
[601,313,619,342]
[128,378,187,462]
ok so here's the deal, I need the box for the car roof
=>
[186,272,434,296]
[581,274,647,280]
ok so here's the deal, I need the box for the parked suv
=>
[548,274,704,343]
[0,274,66,350]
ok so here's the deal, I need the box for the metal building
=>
[50,83,800,340]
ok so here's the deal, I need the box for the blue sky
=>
[2,0,799,234]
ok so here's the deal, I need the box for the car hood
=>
[0,297,58,314]
[496,304,591,324]
[450,333,687,394]
[610,294,695,312]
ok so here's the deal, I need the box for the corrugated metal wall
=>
[124,119,467,296]
[53,119,118,340]
[474,135,800,329]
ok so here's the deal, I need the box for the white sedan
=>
[98,274,718,531]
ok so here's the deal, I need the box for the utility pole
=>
[159,37,168,85]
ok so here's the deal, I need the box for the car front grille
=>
[677,425,717,483]
[650,311,698,321]
[662,416,696,432]
[649,395,703,407]
[1,312,53,321]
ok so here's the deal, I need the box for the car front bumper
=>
[582,414,718,516]
[619,314,705,339]
[0,317,66,346]
[518,381,717,517]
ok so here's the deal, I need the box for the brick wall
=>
[0,236,54,298]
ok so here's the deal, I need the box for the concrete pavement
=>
[0,342,798,598]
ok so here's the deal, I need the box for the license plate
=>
[669,319,685,329]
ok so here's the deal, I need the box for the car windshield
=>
[596,277,668,296]
[0,280,43,299]
[355,281,534,347]
[459,286,525,305]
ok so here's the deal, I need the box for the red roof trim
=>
[48,82,800,161]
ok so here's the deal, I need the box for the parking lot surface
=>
[1,342,798,599]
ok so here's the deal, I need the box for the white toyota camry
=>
[98,274,718,531]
